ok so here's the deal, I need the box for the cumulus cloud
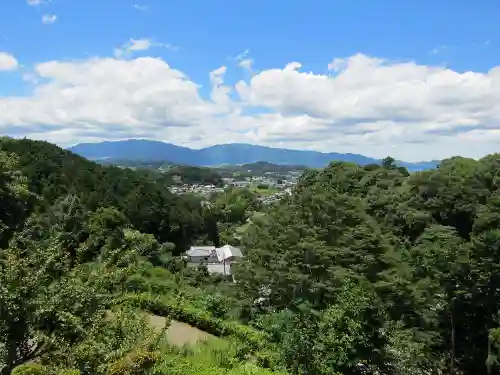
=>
[0,57,228,146]
[2,51,500,161]
[0,52,18,71]
[41,14,57,24]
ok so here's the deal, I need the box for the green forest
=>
[2,137,500,375]
[101,160,224,187]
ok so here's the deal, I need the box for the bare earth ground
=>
[146,314,216,347]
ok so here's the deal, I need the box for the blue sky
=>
[0,0,500,160]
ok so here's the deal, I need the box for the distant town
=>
[168,169,301,205]
[110,159,305,205]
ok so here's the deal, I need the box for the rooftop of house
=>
[185,244,244,261]
[186,246,216,257]
[215,244,244,261]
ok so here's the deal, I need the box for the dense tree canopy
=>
[0,138,206,253]
[102,159,224,186]
[4,137,500,375]
[235,154,500,375]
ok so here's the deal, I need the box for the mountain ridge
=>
[69,139,439,171]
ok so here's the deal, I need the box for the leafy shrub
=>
[151,346,286,375]
[106,350,158,375]
[43,308,161,375]
[11,364,47,375]
[254,347,283,370]
[253,310,295,342]
[204,293,230,319]
[58,370,81,375]
[116,293,268,351]
[11,364,89,375]
[159,252,184,274]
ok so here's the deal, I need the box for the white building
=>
[215,244,244,263]
[184,244,244,277]
[185,246,217,263]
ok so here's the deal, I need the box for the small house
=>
[185,246,217,264]
[215,244,244,263]
[184,244,244,278]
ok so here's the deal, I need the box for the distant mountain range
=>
[68,139,439,171]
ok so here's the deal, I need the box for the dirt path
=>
[147,314,216,347]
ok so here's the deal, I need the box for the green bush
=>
[116,293,268,351]
[10,365,80,375]
[204,293,230,319]
[58,370,81,375]
[11,364,48,375]
[254,346,283,370]
[43,308,158,375]
[106,350,158,375]
[152,348,286,375]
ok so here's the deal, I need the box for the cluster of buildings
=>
[168,176,298,198]
[259,189,292,205]
[167,171,301,205]
[223,172,300,189]
[183,244,244,281]
[168,184,225,196]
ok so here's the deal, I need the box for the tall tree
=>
[237,184,397,311]
[0,151,32,248]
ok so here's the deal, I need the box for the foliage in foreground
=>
[5,139,500,375]
[10,308,283,375]
[0,144,283,375]
[235,156,500,374]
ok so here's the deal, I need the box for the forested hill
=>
[100,159,224,186]
[4,136,500,375]
[219,161,308,175]
[234,153,500,375]
[0,137,209,251]
[101,159,304,182]
[69,139,439,171]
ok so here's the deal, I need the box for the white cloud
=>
[2,51,500,161]
[114,39,151,57]
[114,38,177,58]
[0,57,227,146]
[0,52,19,71]
[209,66,233,108]
[209,66,227,86]
[239,58,253,72]
[235,49,253,73]
[41,14,57,25]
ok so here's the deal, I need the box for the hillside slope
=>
[0,137,206,251]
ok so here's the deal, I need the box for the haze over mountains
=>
[69,139,439,171]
